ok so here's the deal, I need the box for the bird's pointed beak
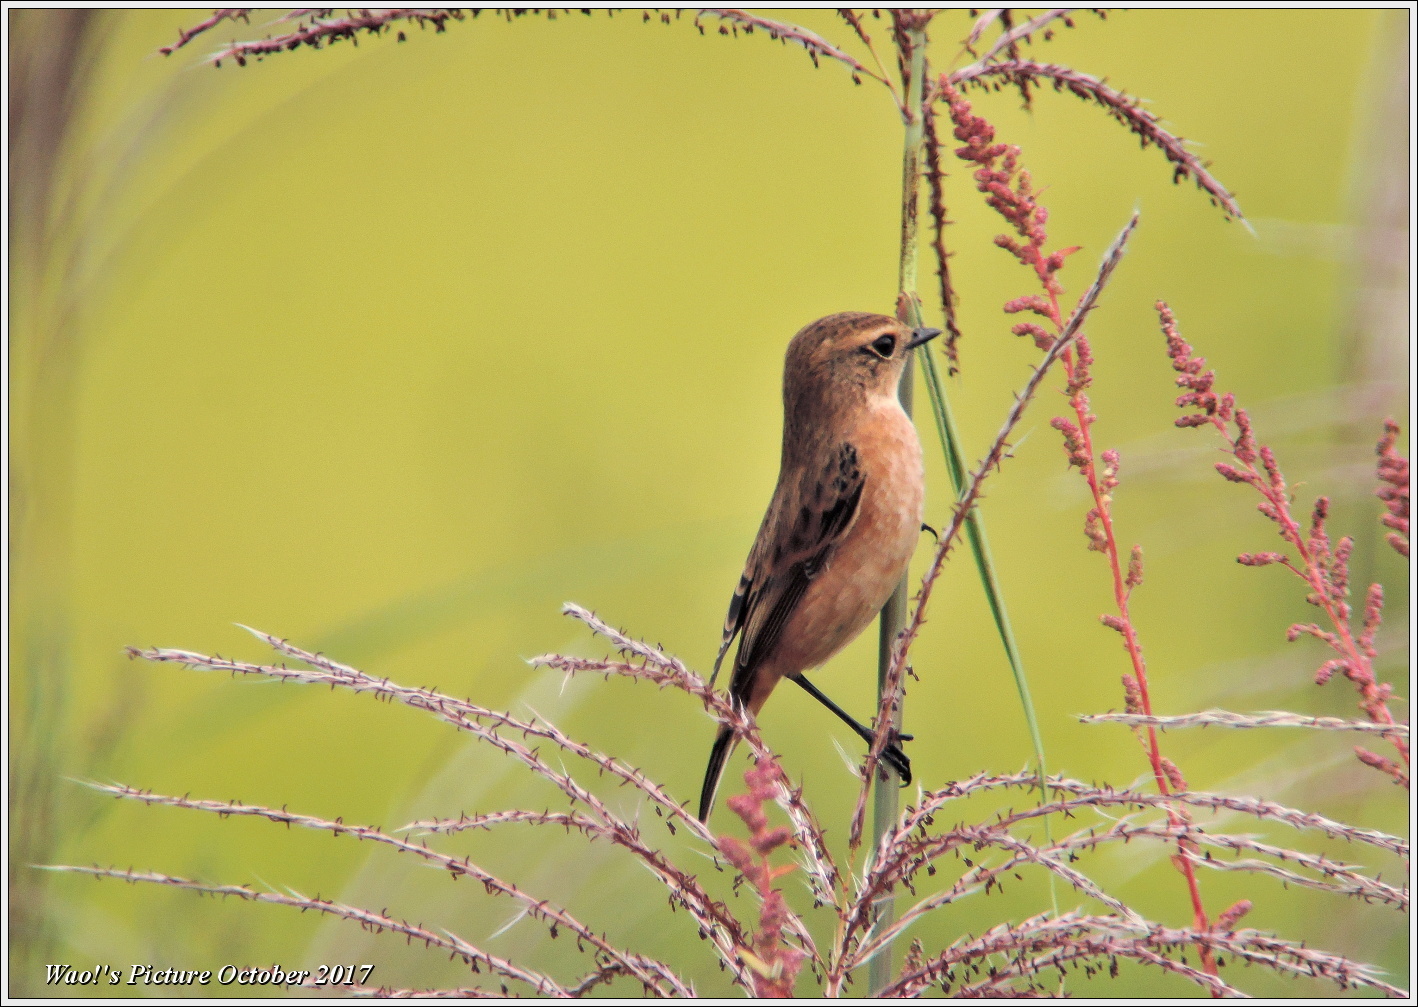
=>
[906,326,943,349]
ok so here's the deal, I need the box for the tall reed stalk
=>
[871,14,929,992]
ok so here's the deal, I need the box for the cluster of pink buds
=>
[1004,295,1056,350]
[1158,300,1235,426]
[1050,416,1089,472]
[1154,302,1409,786]
[720,758,805,997]
[938,79,1078,311]
[1375,419,1409,557]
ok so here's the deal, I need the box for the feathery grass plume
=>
[958,8,1111,72]
[40,865,664,997]
[949,59,1243,221]
[1158,302,1410,786]
[156,7,249,55]
[879,909,1406,998]
[200,9,476,67]
[542,603,840,906]
[835,8,900,103]
[58,616,1408,996]
[1081,709,1411,735]
[691,9,885,85]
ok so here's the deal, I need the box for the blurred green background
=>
[10,8,1409,998]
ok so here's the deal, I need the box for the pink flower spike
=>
[1236,552,1287,567]
[1215,900,1253,931]
[720,756,804,997]
[1125,545,1144,589]
[1314,659,1347,686]
[1375,418,1409,556]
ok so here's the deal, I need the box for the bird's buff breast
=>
[775,399,925,676]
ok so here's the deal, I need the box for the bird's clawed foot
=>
[788,674,915,786]
[879,730,913,787]
[921,522,939,542]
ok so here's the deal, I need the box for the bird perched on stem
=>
[699,311,939,822]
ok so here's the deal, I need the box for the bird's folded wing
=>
[714,442,865,700]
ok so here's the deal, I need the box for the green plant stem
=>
[871,15,928,996]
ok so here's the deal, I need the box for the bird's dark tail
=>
[698,724,738,823]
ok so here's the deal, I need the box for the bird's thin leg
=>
[791,674,913,741]
[790,674,913,784]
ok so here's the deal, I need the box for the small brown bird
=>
[699,311,940,821]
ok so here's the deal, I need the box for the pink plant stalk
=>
[1157,303,1410,787]
[950,59,1241,221]
[718,757,807,998]
[937,79,1220,980]
[849,213,1138,850]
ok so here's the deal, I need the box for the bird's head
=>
[782,311,941,411]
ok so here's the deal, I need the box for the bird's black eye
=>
[869,334,897,358]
